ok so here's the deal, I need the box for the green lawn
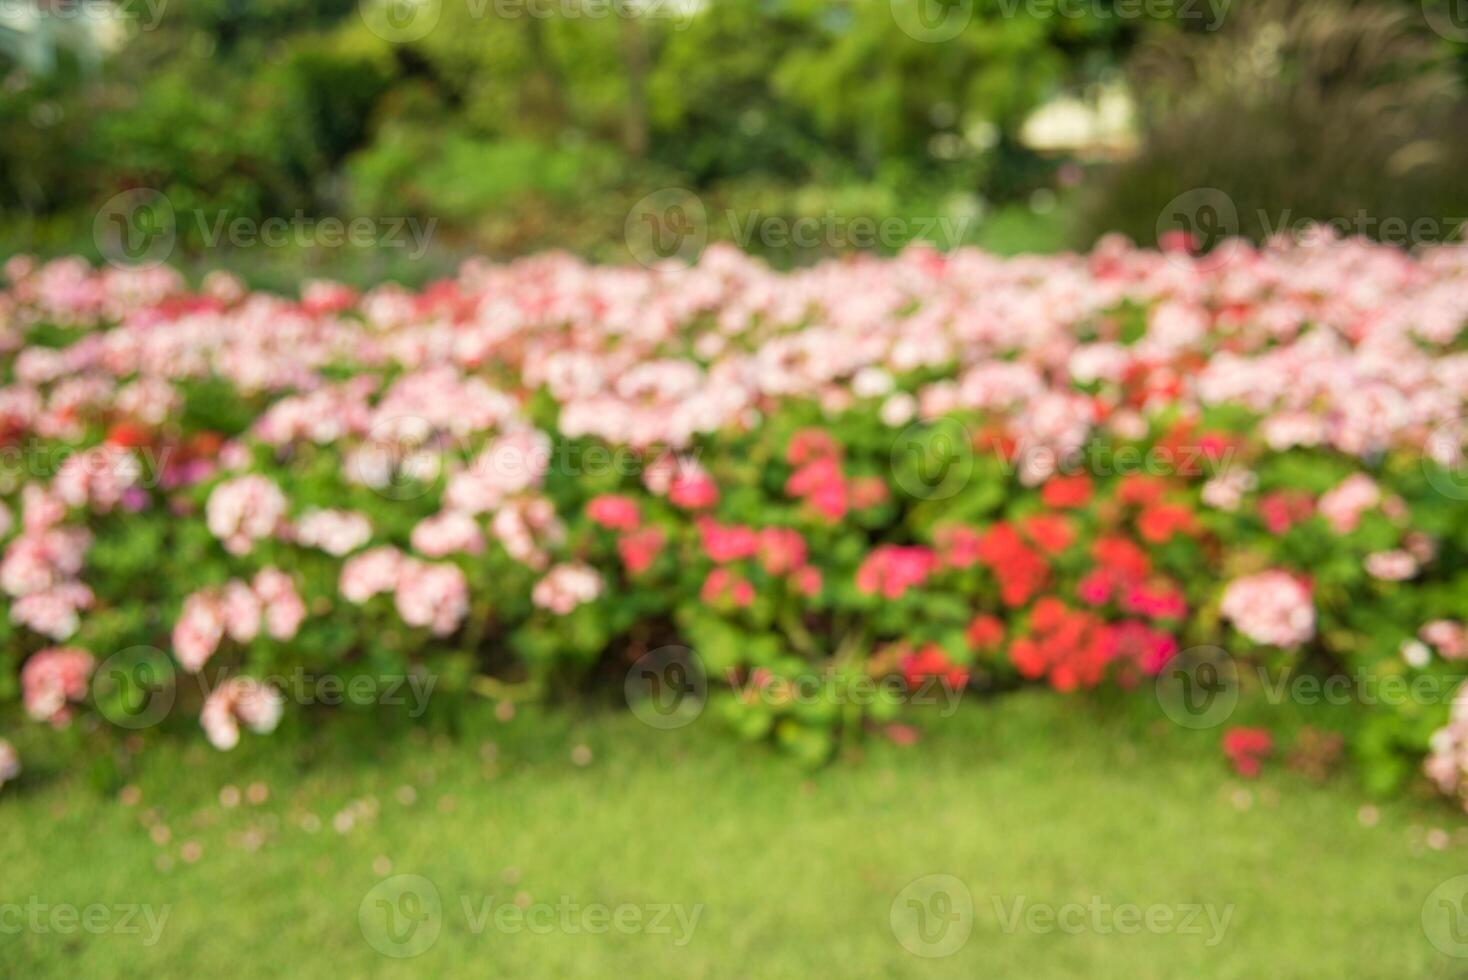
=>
[1,691,1463,978]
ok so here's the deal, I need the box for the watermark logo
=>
[891,0,973,42]
[1424,0,1468,42]
[625,646,707,730]
[1424,416,1468,501]
[890,418,975,501]
[626,188,708,267]
[92,646,176,730]
[1156,188,1240,272]
[890,874,974,958]
[94,189,176,269]
[359,874,444,958]
[1156,645,1239,729]
[349,416,448,501]
[1423,875,1468,957]
[360,0,443,41]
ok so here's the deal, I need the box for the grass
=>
[1,690,1463,979]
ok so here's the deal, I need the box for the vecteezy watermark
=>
[358,875,703,958]
[1157,188,1467,271]
[624,188,971,267]
[346,414,700,502]
[1423,874,1468,957]
[729,669,965,716]
[890,874,974,958]
[92,648,437,730]
[1002,437,1238,483]
[0,441,174,491]
[1,0,169,30]
[992,895,1234,946]
[94,189,437,269]
[1158,645,1466,729]
[993,0,1230,29]
[1423,0,1468,42]
[0,899,171,946]
[359,0,697,43]
[888,417,1238,502]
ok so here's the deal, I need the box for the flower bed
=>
[1,236,1467,800]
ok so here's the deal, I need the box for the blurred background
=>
[2,0,1467,286]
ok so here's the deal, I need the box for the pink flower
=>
[340,546,406,604]
[1317,474,1379,534]
[11,581,93,640]
[294,508,372,556]
[206,475,287,555]
[586,495,641,531]
[1222,727,1272,778]
[1220,571,1315,647]
[21,646,95,725]
[221,581,262,643]
[757,527,807,575]
[411,510,486,558]
[532,562,605,615]
[52,445,141,513]
[701,568,755,608]
[617,526,665,576]
[201,676,284,751]
[1365,550,1418,581]
[173,590,226,672]
[0,739,19,788]
[394,560,469,636]
[668,470,719,510]
[1422,620,1468,660]
[698,519,759,563]
[855,546,938,600]
[253,567,305,640]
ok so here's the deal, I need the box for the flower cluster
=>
[0,234,1465,792]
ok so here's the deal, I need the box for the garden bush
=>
[1,234,1467,806]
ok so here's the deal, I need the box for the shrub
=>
[1076,0,1468,248]
[0,237,1466,805]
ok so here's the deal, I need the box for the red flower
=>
[1022,514,1074,555]
[934,524,984,570]
[1107,620,1179,676]
[1222,727,1272,778]
[900,644,969,689]
[856,546,938,600]
[1092,536,1151,581]
[791,565,823,597]
[966,613,1005,652]
[1258,490,1314,535]
[698,518,759,563]
[1010,599,1116,691]
[849,476,889,510]
[617,527,665,576]
[1138,503,1198,544]
[105,421,152,448]
[1117,474,1168,508]
[1041,473,1093,509]
[786,428,841,466]
[701,568,755,607]
[669,471,719,510]
[977,523,1050,607]
[756,527,807,575]
[586,494,640,532]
